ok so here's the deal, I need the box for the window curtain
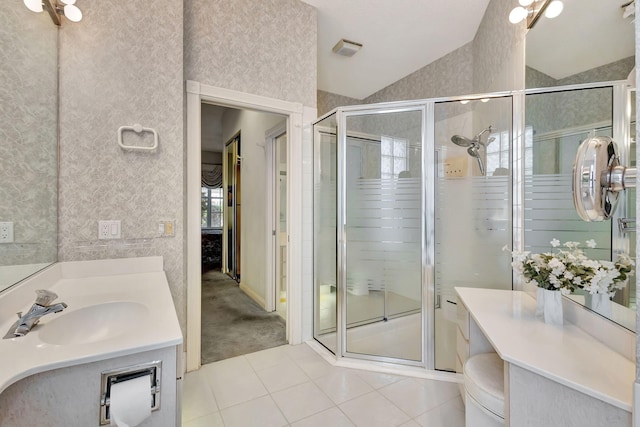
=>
[202,164,223,189]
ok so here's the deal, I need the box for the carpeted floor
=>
[201,269,287,365]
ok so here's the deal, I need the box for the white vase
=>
[585,293,612,318]
[536,288,563,326]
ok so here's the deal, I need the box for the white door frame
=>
[265,122,287,314]
[185,80,305,372]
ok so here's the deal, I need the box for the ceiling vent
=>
[332,39,362,57]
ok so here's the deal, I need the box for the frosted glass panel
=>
[313,114,338,354]
[344,110,423,362]
[434,97,513,372]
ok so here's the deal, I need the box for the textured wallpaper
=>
[351,0,525,105]
[472,0,526,93]
[0,6,57,274]
[527,57,635,88]
[317,90,361,117]
[58,1,185,334]
[364,43,475,104]
[526,87,614,136]
[184,0,317,108]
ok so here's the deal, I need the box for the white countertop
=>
[0,257,183,394]
[455,287,634,412]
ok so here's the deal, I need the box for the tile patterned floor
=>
[182,343,465,427]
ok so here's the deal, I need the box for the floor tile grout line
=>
[187,344,464,427]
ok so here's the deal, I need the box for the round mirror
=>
[572,136,619,221]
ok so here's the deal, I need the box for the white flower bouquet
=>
[504,239,634,297]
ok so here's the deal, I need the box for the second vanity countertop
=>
[0,256,182,394]
[455,287,634,412]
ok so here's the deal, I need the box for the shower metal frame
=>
[313,79,632,371]
[320,90,516,370]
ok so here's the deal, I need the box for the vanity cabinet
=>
[0,257,183,427]
[456,287,633,427]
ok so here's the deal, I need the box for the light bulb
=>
[509,6,528,24]
[64,4,82,22]
[480,98,490,103]
[23,0,43,13]
[544,1,563,19]
[460,100,470,105]
[518,0,534,6]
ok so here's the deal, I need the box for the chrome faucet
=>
[8,290,67,338]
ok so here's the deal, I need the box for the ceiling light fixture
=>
[544,1,563,18]
[23,0,43,13]
[332,39,363,57]
[22,0,83,25]
[509,0,563,29]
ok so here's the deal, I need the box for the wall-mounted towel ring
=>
[118,124,158,151]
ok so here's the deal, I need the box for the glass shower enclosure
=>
[313,94,514,370]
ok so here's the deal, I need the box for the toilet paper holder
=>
[99,361,162,426]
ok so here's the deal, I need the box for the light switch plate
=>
[98,220,121,239]
[0,222,14,243]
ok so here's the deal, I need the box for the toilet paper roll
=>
[110,374,152,427]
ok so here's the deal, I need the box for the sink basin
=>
[38,301,149,345]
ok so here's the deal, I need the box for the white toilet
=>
[464,352,505,427]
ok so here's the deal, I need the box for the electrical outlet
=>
[98,220,121,240]
[0,222,14,243]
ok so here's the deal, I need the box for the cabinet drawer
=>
[456,326,470,366]
[457,302,470,340]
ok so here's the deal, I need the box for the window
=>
[380,135,408,179]
[485,129,511,175]
[201,187,223,228]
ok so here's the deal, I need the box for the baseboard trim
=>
[240,282,267,309]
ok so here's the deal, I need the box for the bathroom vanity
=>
[456,287,633,427]
[0,257,183,427]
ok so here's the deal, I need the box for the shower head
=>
[451,135,473,147]
[451,125,493,148]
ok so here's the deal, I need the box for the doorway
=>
[198,101,290,365]
[186,81,308,372]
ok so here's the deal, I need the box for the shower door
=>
[341,108,424,363]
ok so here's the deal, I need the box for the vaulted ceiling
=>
[302,0,635,99]
[300,0,491,99]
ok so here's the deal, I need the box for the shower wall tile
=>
[184,0,317,108]
[0,7,57,271]
[58,1,185,335]
[317,91,362,117]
